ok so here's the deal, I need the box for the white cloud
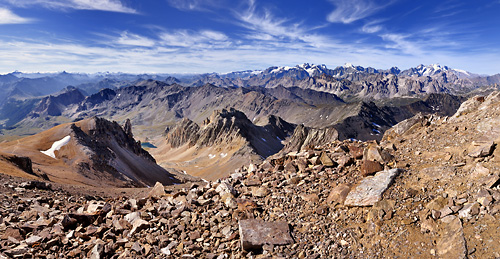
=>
[361,20,384,33]
[165,0,221,11]
[115,32,155,47]
[4,0,137,13]
[0,8,33,24]
[233,0,337,49]
[71,0,137,13]
[381,33,422,55]
[362,24,382,33]
[0,36,499,75]
[159,29,230,48]
[327,0,390,24]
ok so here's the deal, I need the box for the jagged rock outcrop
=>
[165,108,294,158]
[279,124,339,154]
[158,109,296,180]
[164,118,201,148]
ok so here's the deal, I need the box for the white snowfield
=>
[40,135,71,159]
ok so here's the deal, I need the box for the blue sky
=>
[0,0,499,74]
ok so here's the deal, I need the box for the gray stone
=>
[468,141,494,158]
[129,219,149,236]
[131,241,143,253]
[147,182,165,198]
[25,235,42,246]
[239,219,293,251]
[439,206,454,218]
[124,211,141,224]
[87,201,105,214]
[215,182,236,196]
[89,240,105,259]
[458,203,480,219]
[344,169,401,206]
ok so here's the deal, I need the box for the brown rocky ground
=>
[1,92,500,258]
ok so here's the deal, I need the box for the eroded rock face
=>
[5,155,34,175]
[165,118,201,148]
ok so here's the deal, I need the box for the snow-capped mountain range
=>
[220,63,480,80]
[1,63,499,104]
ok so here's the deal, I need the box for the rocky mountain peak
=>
[204,108,248,126]
[30,87,85,117]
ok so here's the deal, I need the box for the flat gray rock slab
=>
[344,168,401,206]
[239,219,293,251]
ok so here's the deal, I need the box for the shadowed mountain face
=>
[31,87,86,117]
[0,117,180,187]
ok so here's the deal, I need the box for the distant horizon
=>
[0,0,499,75]
[0,62,496,76]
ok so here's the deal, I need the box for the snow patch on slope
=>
[40,136,71,159]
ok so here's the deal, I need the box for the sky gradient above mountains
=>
[0,0,499,74]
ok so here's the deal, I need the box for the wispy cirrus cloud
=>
[361,20,385,33]
[380,26,466,56]
[159,29,230,48]
[1,32,499,75]
[234,0,335,49]
[115,32,156,47]
[0,8,33,24]
[3,0,138,14]
[327,0,392,24]
[165,0,224,11]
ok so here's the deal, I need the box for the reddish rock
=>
[348,144,364,159]
[360,160,383,177]
[238,219,293,251]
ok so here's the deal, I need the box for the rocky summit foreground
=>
[2,92,500,258]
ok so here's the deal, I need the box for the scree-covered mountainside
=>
[2,91,500,258]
